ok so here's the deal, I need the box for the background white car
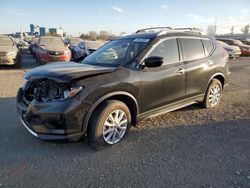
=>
[73,40,104,61]
[217,40,241,58]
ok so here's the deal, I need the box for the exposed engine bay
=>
[24,79,66,102]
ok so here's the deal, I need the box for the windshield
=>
[81,38,150,66]
[0,37,14,46]
[70,38,82,46]
[85,41,104,50]
[39,37,64,46]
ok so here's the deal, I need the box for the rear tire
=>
[88,100,131,150]
[201,79,223,108]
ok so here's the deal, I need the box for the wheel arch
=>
[204,72,225,95]
[82,91,139,133]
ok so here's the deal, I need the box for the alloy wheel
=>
[103,109,128,144]
[208,84,221,107]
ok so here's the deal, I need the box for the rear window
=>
[180,38,205,60]
[203,40,214,54]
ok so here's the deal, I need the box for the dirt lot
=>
[0,49,249,188]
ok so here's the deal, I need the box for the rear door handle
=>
[176,68,186,74]
[207,60,214,66]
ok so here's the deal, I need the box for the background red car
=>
[35,36,71,64]
[217,38,250,56]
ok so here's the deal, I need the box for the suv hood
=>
[25,62,117,82]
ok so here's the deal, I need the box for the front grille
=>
[48,51,64,56]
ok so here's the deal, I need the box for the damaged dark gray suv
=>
[17,27,230,149]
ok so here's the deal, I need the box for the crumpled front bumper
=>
[16,88,90,142]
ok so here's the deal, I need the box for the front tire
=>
[202,79,223,108]
[88,100,131,150]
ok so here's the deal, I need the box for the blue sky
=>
[0,0,249,36]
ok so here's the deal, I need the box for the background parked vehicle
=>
[67,37,83,50]
[239,38,250,45]
[29,37,39,55]
[0,35,21,66]
[217,38,250,56]
[73,40,104,61]
[35,36,71,64]
[65,37,83,59]
[216,40,241,58]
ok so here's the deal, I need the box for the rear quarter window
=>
[180,38,205,60]
[202,40,214,55]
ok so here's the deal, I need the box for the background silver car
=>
[0,35,21,66]
[73,40,104,61]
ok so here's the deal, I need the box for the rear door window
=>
[180,38,205,60]
[147,38,179,65]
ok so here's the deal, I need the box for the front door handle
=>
[176,68,186,74]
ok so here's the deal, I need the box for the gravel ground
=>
[0,50,249,188]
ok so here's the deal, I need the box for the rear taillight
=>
[223,50,229,61]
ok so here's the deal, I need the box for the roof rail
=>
[135,27,204,36]
[135,27,172,34]
[173,28,204,35]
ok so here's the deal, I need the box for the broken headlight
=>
[63,86,83,99]
[25,79,83,102]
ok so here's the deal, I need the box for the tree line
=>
[80,31,125,41]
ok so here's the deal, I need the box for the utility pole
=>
[231,26,234,35]
[214,17,217,35]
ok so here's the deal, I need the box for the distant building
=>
[39,27,47,36]
[29,24,64,37]
[30,24,39,35]
[49,28,64,36]
[30,24,35,33]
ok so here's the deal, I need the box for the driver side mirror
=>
[144,56,163,68]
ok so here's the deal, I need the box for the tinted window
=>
[148,39,179,64]
[203,40,214,54]
[181,38,205,60]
